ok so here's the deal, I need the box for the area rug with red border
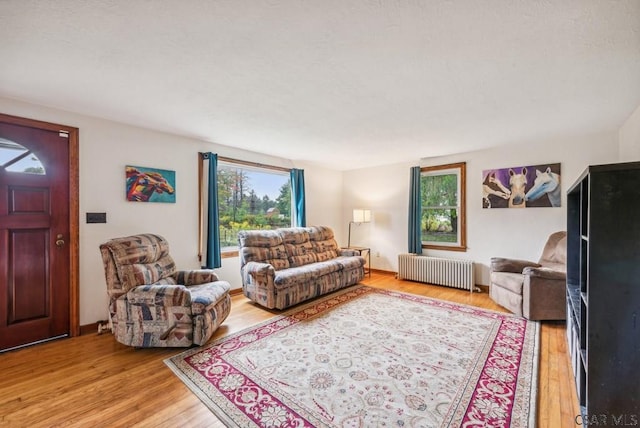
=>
[165,285,539,427]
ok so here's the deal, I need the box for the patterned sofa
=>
[100,234,231,347]
[238,226,365,309]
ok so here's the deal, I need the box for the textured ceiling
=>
[1,0,639,170]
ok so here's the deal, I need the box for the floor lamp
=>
[348,209,371,247]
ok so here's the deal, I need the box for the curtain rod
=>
[200,152,291,173]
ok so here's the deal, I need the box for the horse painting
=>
[508,167,527,208]
[482,163,561,209]
[482,171,511,208]
[126,166,175,203]
[525,166,561,207]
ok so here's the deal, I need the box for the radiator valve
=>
[97,320,112,335]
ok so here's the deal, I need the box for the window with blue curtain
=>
[200,154,298,255]
[409,162,467,252]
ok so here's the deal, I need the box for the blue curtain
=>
[408,166,422,254]
[290,169,306,227]
[204,152,222,268]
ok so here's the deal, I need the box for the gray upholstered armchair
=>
[100,234,231,347]
[489,231,567,320]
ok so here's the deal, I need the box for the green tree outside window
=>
[420,162,467,251]
[217,164,292,249]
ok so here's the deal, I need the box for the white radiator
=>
[397,254,476,292]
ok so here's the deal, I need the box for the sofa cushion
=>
[284,240,317,267]
[103,233,178,289]
[279,227,310,245]
[279,228,319,267]
[313,246,338,262]
[274,260,342,287]
[308,225,340,261]
[490,271,525,295]
[240,245,290,270]
[308,225,335,241]
[126,283,190,307]
[238,229,290,269]
[238,230,283,248]
[539,232,567,265]
[334,255,365,271]
[106,233,172,265]
[119,256,177,288]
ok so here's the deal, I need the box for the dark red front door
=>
[0,120,71,351]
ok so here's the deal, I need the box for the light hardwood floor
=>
[0,272,579,427]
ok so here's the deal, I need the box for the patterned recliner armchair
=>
[99,233,231,347]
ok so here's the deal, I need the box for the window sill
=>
[422,244,467,252]
[221,250,239,259]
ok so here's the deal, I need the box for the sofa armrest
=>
[523,266,566,280]
[241,261,277,309]
[339,248,359,257]
[242,261,275,284]
[490,257,541,273]
[523,269,567,320]
[175,269,219,286]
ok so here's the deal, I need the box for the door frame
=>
[0,112,80,337]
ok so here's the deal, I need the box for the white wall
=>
[343,133,618,285]
[0,97,342,325]
[619,103,640,161]
[342,161,414,269]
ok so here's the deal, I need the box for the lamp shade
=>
[352,209,371,223]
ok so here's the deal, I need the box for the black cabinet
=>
[566,162,640,425]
